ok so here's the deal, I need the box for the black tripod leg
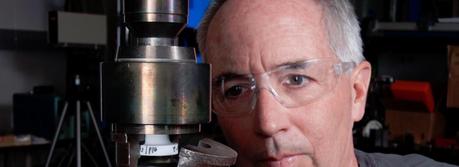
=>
[45,102,69,167]
[86,102,112,167]
[66,149,75,167]
[82,143,99,167]
[56,144,74,167]
[76,101,82,167]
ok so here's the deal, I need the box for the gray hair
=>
[197,0,365,64]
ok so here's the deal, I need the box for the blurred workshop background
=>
[0,0,458,166]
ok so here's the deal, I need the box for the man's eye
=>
[224,85,247,98]
[283,75,310,87]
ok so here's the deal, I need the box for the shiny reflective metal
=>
[116,46,196,62]
[102,62,210,125]
[104,0,211,133]
[103,0,235,166]
[132,37,178,46]
[113,124,201,135]
[124,0,188,38]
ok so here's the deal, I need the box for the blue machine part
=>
[187,0,212,29]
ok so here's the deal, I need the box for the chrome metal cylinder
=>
[102,62,210,126]
[104,0,212,166]
[116,46,196,61]
[124,0,188,38]
[103,0,210,135]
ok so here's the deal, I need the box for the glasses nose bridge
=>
[252,73,281,103]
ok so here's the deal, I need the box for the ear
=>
[350,61,372,122]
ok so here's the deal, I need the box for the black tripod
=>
[45,75,112,167]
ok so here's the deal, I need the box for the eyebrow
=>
[213,59,312,83]
[212,72,249,84]
[273,60,309,69]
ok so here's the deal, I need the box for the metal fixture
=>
[102,0,236,166]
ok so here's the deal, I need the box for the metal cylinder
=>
[105,0,214,166]
[124,0,188,38]
[103,0,211,133]
[117,46,196,61]
[102,62,210,125]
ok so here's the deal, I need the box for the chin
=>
[243,155,315,167]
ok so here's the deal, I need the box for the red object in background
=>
[390,80,435,112]
[434,137,457,149]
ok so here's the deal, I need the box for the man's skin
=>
[202,0,372,166]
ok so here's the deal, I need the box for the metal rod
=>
[77,101,81,167]
[82,143,100,167]
[86,102,113,167]
[57,144,74,167]
[67,148,75,167]
[99,63,104,122]
[45,102,69,167]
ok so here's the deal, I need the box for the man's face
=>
[204,0,370,166]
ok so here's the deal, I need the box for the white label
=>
[139,143,178,156]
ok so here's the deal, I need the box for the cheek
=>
[217,116,252,148]
[315,79,354,127]
[290,83,353,147]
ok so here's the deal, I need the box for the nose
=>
[252,88,290,137]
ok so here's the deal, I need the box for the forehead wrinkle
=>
[209,54,249,77]
[207,0,330,77]
[258,33,326,73]
[209,0,323,48]
[255,7,328,72]
[206,1,259,76]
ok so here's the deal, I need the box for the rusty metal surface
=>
[178,138,237,167]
